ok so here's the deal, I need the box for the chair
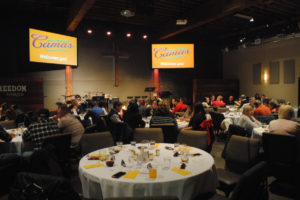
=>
[177,129,208,151]
[262,133,297,182]
[217,135,260,197]
[254,114,276,124]
[0,120,16,129]
[104,196,179,200]
[133,128,164,143]
[204,162,268,200]
[81,131,114,156]
[209,112,225,135]
[150,124,178,143]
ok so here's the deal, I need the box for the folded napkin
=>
[124,170,140,179]
[171,168,191,175]
[83,163,104,169]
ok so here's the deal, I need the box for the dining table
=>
[0,128,27,153]
[79,143,218,200]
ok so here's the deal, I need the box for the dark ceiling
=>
[2,0,300,48]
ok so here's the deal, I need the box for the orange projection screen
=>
[29,28,77,66]
[152,44,194,69]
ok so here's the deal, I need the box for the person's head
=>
[186,101,193,112]
[98,101,105,108]
[210,95,215,101]
[172,98,179,106]
[269,100,278,109]
[193,102,205,115]
[139,99,145,106]
[229,96,234,101]
[278,105,294,120]
[72,101,79,108]
[152,100,158,110]
[204,97,210,103]
[113,101,123,112]
[240,94,246,100]
[254,100,261,108]
[255,93,260,98]
[127,101,139,113]
[249,97,255,106]
[156,100,170,115]
[217,95,223,101]
[263,98,270,106]
[57,104,69,117]
[38,108,50,120]
[261,94,266,100]
[242,105,254,117]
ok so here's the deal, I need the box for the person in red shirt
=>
[254,100,271,116]
[212,95,226,107]
[171,98,187,114]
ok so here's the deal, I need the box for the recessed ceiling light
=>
[126,32,132,38]
[120,9,135,18]
[176,19,188,25]
[106,31,112,36]
[250,18,254,22]
[234,13,254,22]
[142,34,148,39]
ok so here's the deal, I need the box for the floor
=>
[70,138,295,200]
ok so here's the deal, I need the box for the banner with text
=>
[29,28,77,66]
[152,44,194,69]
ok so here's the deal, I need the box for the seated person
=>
[179,102,193,122]
[202,97,210,108]
[23,108,60,150]
[84,101,105,124]
[254,100,271,116]
[56,104,84,148]
[240,97,255,112]
[150,100,177,126]
[254,93,260,100]
[150,99,159,116]
[238,94,248,108]
[212,95,226,107]
[269,105,300,136]
[124,101,145,130]
[185,102,206,130]
[227,96,235,105]
[269,100,279,113]
[238,105,261,130]
[138,100,147,117]
[171,97,187,114]
[210,94,216,106]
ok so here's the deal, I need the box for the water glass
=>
[130,141,136,146]
[150,140,155,149]
[163,157,171,170]
[149,168,157,179]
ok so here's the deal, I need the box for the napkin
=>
[124,170,140,179]
[179,146,194,151]
[83,163,104,169]
[171,168,191,175]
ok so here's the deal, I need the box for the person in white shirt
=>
[238,105,261,130]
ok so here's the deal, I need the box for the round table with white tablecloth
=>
[0,128,26,153]
[79,143,218,200]
[251,127,269,141]
[143,117,189,129]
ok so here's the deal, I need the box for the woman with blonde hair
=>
[269,105,300,135]
[237,105,261,130]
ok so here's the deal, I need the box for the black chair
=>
[217,135,260,197]
[42,133,72,177]
[209,112,225,135]
[254,114,276,124]
[105,196,179,200]
[150,124,178,143]
[203,162,268,200]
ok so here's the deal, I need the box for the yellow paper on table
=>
[171,168,191,175]
[122,146,127,149]
[124,170,140,179]
[179,146,194,151]
[83,163,104,169]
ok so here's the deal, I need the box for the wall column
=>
[65,66,73,101]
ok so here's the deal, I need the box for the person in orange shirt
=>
[171,98,187,114]
[212,95,226,107]
[254,100,271,116]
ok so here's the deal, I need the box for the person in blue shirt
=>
[84,101,105,124]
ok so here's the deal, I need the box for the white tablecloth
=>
[2,128,26,153]
[251,127,269,141]
[79,143,218,200]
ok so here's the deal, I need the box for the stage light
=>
[250,17,254,22]
[126,32,132,38]
[106,31,112,36]
[86,28,93,35]
[142,34,148,39]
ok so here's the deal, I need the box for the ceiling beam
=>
[158,0,268,40]
[66,0,96,32]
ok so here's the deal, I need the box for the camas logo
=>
[31,33,73,49]
[153,47,190,59]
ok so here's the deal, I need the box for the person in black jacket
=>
[185,102,206,130]
[124,101,145,130]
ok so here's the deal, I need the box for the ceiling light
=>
[240,37,246,43]
[120,9,135,18]
[126,33,132,38]
[142,34,148,39]
[106,31,112,36]
[266,24,270,28]
[225,47,229,52]
[86,28,93,35]
[234,13,254,22]
[176,19,188,25]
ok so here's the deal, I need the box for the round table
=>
[79,143,218,200]
[0,128,26,153]
[251,127,269,141]
[143,117,189,129]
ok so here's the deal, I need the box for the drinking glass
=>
[148,152,154,161]
[116,141,123,148]
[149,168,157,179]
[163,157,171,170]
[155,149,160,156]
[150,140,155,149]
[130,141,136,146]
[181,154,189,163]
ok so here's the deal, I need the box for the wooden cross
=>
[102,41,131,87]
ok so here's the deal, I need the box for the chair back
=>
[177,130,208,151]
[209,112,225,131]
[231,161,268,200]
[217,107,229,113]
[225,135,260,174]
[150,125,178,143]
[96,115,108,132]
[0,120,16,129]
[254,115,276,124]
[104,196,179,200]
[81,131,114,156]
[228,124,251,137]
[133,128,163,143]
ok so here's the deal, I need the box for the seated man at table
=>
[84,101,105,124]
[227,95,235,106]
[56,104,84,148]
[171,97,187,115]
[23,108,60,150]
[269,105,300,136]
[212,95,226,107]
[254,100,271,116]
